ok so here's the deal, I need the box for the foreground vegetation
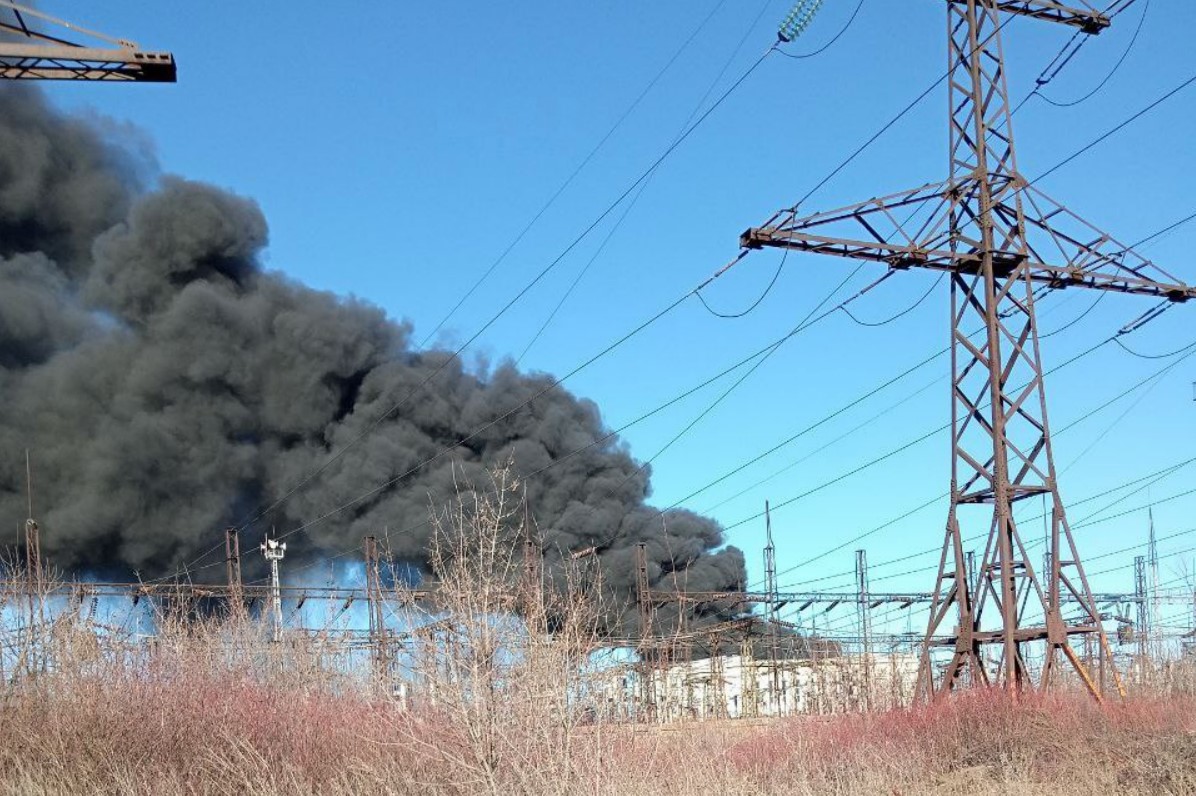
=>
[3,676,1194,795]
[3,470,1195,794]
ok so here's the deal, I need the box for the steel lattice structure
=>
[0,1,175,82]
[738,0,1196,699]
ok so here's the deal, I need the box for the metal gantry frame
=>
[0,1,175,82]
[738,0,1196,699]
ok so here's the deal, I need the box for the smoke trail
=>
[0,85,746,632]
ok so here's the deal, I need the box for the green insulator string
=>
[778,0,826,42]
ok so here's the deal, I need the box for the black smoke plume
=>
[0,86,746,632]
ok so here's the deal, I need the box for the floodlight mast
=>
[261,538,286,643]
[0,1,175,82]
[739,0,1196,700]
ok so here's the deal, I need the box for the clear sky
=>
[37,1,1196,637]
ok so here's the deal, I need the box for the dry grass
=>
[2,469,1195,794]
[2,674,1195,795]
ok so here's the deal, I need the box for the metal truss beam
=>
[741,183,1196,303]
[652,589,1144,611]
[947,0,1109,31]
[0,2,175,82]
[0,44,175,82]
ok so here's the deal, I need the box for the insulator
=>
[777,0,826,43]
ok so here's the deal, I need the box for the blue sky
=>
[39,1,1196,636]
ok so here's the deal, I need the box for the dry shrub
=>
[381,466,618,794]
[708,689,1196,795]
[2,470,1196,794]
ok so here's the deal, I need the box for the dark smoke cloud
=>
[0,85,745,631]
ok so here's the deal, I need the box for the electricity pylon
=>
[0,1,175,82]
[739,0,1196,699]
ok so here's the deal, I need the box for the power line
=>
[758,335,1195,591]
[520,0,775,357]
[1037,0,1149,108]
[629,263,868,479]
[419,0,732,347]
[798,447,1196,634]
[1029,69,1196,187]
[225,261,920,586]
[224,270,1192,588]
[1114,336,1196,360]
[1058,358,1177,473]
[694,265,1156,517]
[161,6,1193,584]
[213,46,779,548]
[1132,208,1196,249]
[713,72,1196,569]
[337,5,1194,564]
[839,273,943,327]
[782,455,1196,596]
[246,258,892,583]
[699,375,941,514]
[814,494,1196,636]
[696,250,789,318]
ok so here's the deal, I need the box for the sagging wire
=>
[839,273,943,327]
[1024,0,1144,109]
[1039,0,1149,108]
[696,249,789,318]
[776,0,865,59]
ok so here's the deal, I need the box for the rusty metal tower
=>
[740,0,1196,699]
[0,1,175,82]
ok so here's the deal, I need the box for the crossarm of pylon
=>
[742,181,957,269]
[1015,185,1195,300]
[945,0,1110,32]
[742,181,1196,302]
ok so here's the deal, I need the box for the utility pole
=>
[521,537,543,631]
[260,536,286,643]
[855,548,873,710]
[1148,508,1160,658]
[1133,555,1149,684]
[363,535,389,684]
[635,542,656,720]
[225,528,243,617]
[739,0,1195,699]
[763,501,781,714]
[23,450,43,674]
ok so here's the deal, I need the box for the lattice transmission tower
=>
[739,0,1196,699]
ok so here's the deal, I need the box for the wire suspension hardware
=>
[777,0,826,42]
[736,0,1194,701]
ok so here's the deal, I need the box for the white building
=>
[605,652,921,721]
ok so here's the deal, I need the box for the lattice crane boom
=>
[0,1,175,82]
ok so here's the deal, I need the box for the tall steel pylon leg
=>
[918,0,1120,700]
[738,0,1192,700]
